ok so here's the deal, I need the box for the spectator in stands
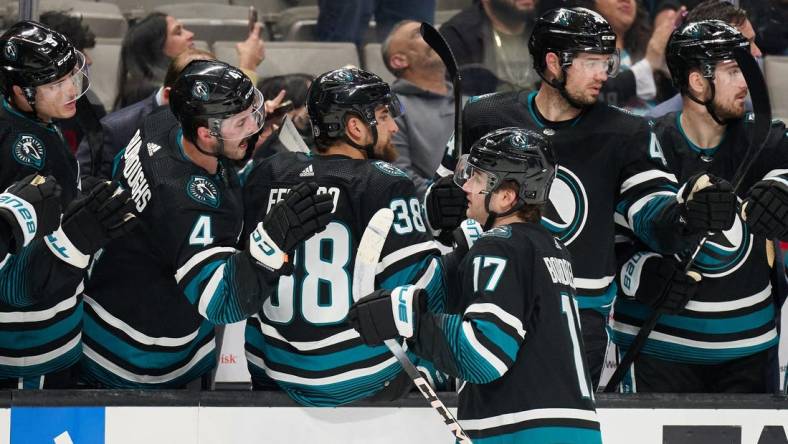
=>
[39,11,106,153]
[253,74,313,158]
[78,48,215,178]
[316,0,435,46]
[114,13,264,110]
[440,0,540,94]
[382,20,454,198]
[647,0,762,118]
[578,0,680,114]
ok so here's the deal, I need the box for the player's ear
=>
[545,52,562,81]
[390,53,409,72]
[344,115,365,145]
[10,85,31,110]
[162,87,171,104]
[687,70,708,100]
[196,125,214,145]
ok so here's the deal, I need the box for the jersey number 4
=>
[189,215,214,246]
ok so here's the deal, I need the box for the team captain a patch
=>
[12,134,45,169]
[186,175,220,208]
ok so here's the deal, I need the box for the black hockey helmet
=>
[170,59,264,156]
[666,20,750,125]
[306,67,402,156]
[0,20,89,105]
[455,127,557,228]
[529,7,620,81]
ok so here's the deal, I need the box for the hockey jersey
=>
[82,109,277,388]
[242,152,444,406]
[0,99,85,380]
[410,223,600,443]
[611,112,787,365]
[439,91,684,312]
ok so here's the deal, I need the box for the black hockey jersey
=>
[611,112,787,365]
[242,152,444,406]
[440,91,685,312]
[410,223,600,443]
[82,108,276,388]
[0,99,85,380]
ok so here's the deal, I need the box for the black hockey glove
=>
[425,176,467,245]
[0,174,62,254]
[634,257,701,314]
[677,173,737,234]
[247,182,333,275]
[348,286,427,346]
[743,179,788,240]
[46,181,138,268]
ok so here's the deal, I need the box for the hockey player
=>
[0,174,62,263]
[80,60,333,388]
[0,21,137,388]
[424,7,739,387]
[350,128,601,444]
[242,68,445,406]
[610,20,788,393]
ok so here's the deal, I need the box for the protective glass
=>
[36,50,90,105]
[569,50,621,77]
[216,88,266,141]
[453,154,500,195]
[712,59,745,84]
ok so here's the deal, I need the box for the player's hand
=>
[451,219,483,258]
[247,182,334,275]
[236,22,265,71]
[742,179,788,240]
[634,257,700,314]
[47,181,138,268]
[677,173,737,233]
[348,286,426,346]
[0,174,62,254]
[425,176,467,245]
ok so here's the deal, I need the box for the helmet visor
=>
[216,88,266,141]
[454,154,500,194]
[569,49,621,77]
[36,50,90,105]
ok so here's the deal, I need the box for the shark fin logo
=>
[541,166,588,245]
[684,214,752,277]
[192,81,210,101]
[4,41,17,61]
[12,134,45,169]
[186,176,220,208]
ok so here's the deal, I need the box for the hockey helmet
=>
[170,59,265,142]
[0,20,90,105]
[455,127,557,206]
[666,20,749,91]
[306,67,402,150]
[529,7,620,79]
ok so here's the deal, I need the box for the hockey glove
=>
[348,286,427,346]
[452,218,483,258]
[46,181,138,268]
[742,179,788,240]
[425,176,467,245]
[0,174,62,254]
[628,256,701,314]
[677,173,737,234]
[247,182,333,275]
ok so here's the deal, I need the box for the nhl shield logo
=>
[192,81,210,101]
[186,176,220,208]
[12,134,46,169]
[4,41,17,61]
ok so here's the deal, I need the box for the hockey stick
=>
[604,47,773,392]
[353,208,473,444]
[420,22,463,159]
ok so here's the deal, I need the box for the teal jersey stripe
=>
[611,329,778,364]
[473,319,520,362]
[575,282,617,311]
[628,194,676,253]
[260,341,391,373]
[203,256,247,324]
[183,259,224,305]
[441,314,502,383]
[0,339,81,379]
[615,299,775,335]
[471,426,601,444]
[0,302,81,350]
[79,351,215,389]
[83,314,214,370]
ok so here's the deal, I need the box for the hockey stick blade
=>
[604,47,773,393]
[353,208,472,443]
[421,22,463,159]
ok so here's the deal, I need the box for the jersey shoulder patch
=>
[11,133,45,169]
[186,175,221,208]
[480,225,512,239]
[371,160,407,177]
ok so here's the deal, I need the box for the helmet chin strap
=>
[685,77,729,126]
[481,191,525,231]
[343,122,378,159]
[537,62,588,111]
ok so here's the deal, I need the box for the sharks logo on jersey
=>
[12,134,45,169]
[679,214,752,277]
[186,175,220,208]
[372,161,407,177]
[541,166,588,245]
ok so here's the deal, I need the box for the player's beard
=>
[712,93,747,121]
[564,87,598,108]
[373,140,398,163]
